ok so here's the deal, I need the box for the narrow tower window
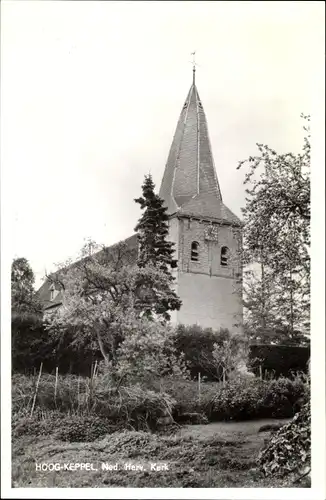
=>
[191,241,199,262]
[49,284,55,301]
[220,246,229,267]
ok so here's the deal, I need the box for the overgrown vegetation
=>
[208,374,308,421]
[12,370,308,441]
[12,424,310,488]
[12,373,176,436]
[258,403,310,484]
[12,319,310,378]
[11,137,311,488]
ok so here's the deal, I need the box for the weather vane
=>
[190,51,198,84]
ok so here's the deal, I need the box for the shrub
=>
[12,371,308,430]
[209,377,266,421]
[207,375,308,421]
[12,410,120,442]
[155,378,219,418]
[114,385,176,430]
[258,403,310,482]
[12,410,66,438]
[55,415,119,442]
[176,412,209,425]
[114,321,189,385]
[260,376,308,418]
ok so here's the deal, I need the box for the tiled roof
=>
[38,234,138,310]
[37,282,63,310]
[179,193,241,226]
[159,81,240,226]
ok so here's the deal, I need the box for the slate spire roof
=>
[159,72,241,226]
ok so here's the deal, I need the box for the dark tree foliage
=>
[134,174,182,320]
[12,311,55,373]
[173,325,310,381]
[11,258,49,372]
[249,344,310,379]
[173,324,231,380]
[11,257,41,314]
[135,174,177,272]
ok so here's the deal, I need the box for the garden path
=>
[180,418,292,439]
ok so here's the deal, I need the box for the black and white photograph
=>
[1,1,325,498]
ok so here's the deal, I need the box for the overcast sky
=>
[1,1,324,288]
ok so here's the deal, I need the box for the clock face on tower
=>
[204,225,219,241]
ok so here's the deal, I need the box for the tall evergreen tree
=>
[134,174,182,319]
[135,174,177,272]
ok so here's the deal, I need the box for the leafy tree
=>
[242,265,278,341]
[11,258,49,372]
[114,320,189,386]
[46,240,182,367]
[173,324,250,381]
[134,174,182,320]
[212,332,250,381]
[47,175,183,369]
[11,258,41,314]
[242,266,307,345]
[238,115,310,343]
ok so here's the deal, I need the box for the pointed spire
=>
[159,67,241,226]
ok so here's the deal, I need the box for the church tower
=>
[38,64,243,332]
[159,66,243,331]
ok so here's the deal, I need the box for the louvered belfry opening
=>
[221,246,229,267]
[191,241,199,262]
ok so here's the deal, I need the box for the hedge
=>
[12,312,100,376]
[249,344,310,378]
[12,319,310,379]
[205,375,308,421]
[173,325,310,381]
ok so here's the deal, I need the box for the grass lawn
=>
[12,418,307,488]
